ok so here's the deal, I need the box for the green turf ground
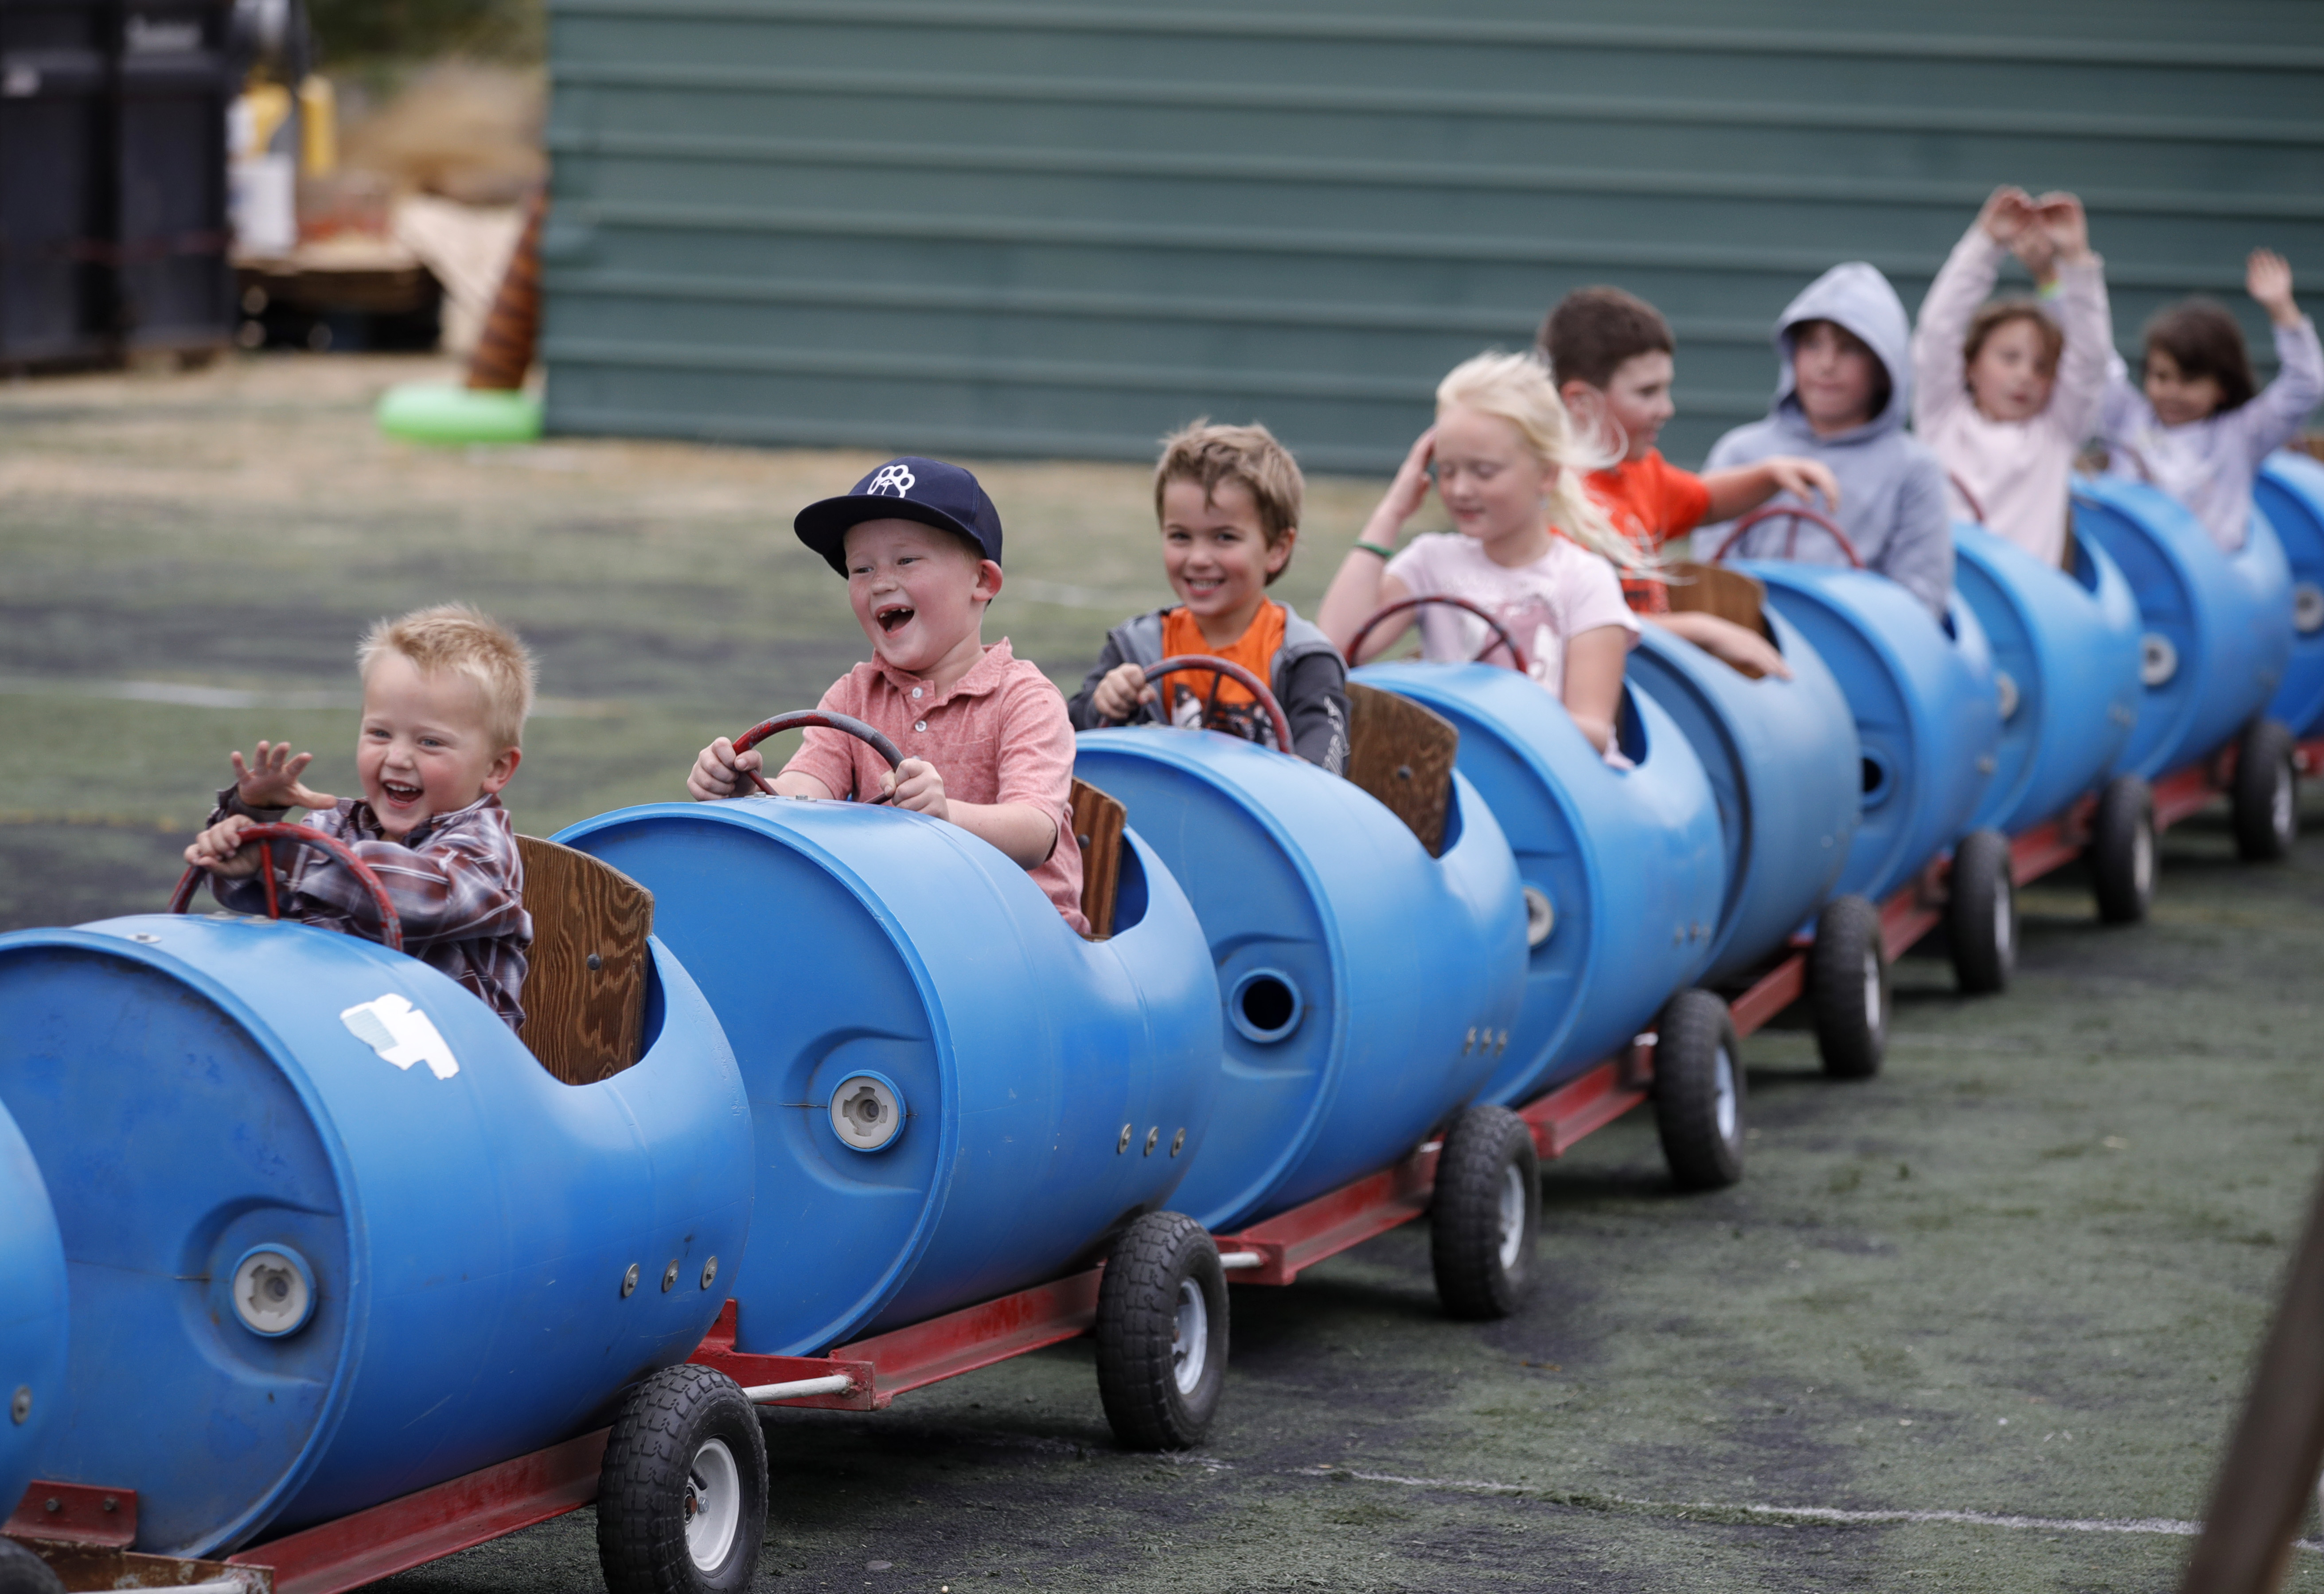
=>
[6,354,2322,1592]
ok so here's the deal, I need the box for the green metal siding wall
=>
[542,1,2324,472]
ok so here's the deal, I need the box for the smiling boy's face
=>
[842,517,1001,677]
[357,651,519,842]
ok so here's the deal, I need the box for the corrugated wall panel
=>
[542,0,2324,470]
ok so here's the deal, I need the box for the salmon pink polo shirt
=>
[783,638,1090,936]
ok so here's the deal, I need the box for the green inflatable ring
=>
[377,382,544,445]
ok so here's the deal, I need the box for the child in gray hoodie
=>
[1701,263,1954,619]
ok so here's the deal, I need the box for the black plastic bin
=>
[116,0,230,354]
[0,0,113,365]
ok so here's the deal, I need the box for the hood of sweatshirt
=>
[1767,261,1915,443]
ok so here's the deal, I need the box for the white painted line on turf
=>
[1294,1466,2320,1550]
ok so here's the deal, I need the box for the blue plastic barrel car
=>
[1349,657,1744,1192]
[1074,657,1534,1315]
[557,710,1228,1449]
[2072,476,2300,860]
[1623,605,1860,987]
[1952,522,2154,922]
[0,1097,67,1526]
[2255,451,2324,738]
[0,870,751,1559]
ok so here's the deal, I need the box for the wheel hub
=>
[1497,1163,1527,1272]
[684,1438,743,1573]
[1171,1278,1210,1395]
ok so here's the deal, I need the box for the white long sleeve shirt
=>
[2099,315,2324,552]
[1912,228,2112,568]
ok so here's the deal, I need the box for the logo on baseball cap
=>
[794,456,1003,576]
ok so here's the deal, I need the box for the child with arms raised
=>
[688,457,1088,935]
[1912,187,2112,567]
[1701,263,1954,618]
[1069,421,1349,772]
[182,603,536,1028]
[1541,285,1845,678]
[1316,351,1638,756]
[2100,248,2322,551]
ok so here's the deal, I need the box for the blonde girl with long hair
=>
[1318,351,1644,754]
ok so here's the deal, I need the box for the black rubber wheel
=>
[598,1365,769,1594]
[0,1540,65,1594]
[1430,1104,1541,1319]
[1652,988,1745,1190]
[1946,828,2017,996]
[1094,1211,1228,1450]
[2233,717,2299,862]
[1809,894,1888,1080]
[2090,775,2155,924]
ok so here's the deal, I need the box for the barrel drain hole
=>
[1229,968,1303,1044]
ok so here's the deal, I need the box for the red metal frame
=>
[1207,1037,1663,1289]
[7,1430,607,1594]
[686,1270,1104,1410]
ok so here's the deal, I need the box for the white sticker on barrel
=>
[339,993,460,1080]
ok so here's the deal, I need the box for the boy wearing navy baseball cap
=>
[686,457,1089,934]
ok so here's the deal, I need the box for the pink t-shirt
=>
[784,638,1090,936]
[1383,532,1639,699]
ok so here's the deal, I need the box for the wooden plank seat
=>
[514,835,654,1084]
[1069,778,1127,940]
[1344,682,1458,857]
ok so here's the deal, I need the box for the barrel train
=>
[2,462,2318,1594]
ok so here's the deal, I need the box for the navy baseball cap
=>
[793,456,1004,576]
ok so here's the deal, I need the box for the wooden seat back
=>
[514,834,654,1084]
[1665,561,1778,678]
[1069,779,1128,940]
[1344,682,1459,857]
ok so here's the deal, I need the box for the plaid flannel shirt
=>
[207,787,533,1029]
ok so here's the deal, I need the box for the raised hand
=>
[2248,249,2300,326]
[231,742,336,811]
[2031,191,2091,266]
[1373,427,1437,534]
[1976,185,2035,247]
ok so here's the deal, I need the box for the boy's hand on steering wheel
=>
[884,757,948,820]
[184,814,265,878]
[1090,662,1156,723]
[687,736,761,801]
[231,742,336,812]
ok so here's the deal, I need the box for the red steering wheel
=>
[168,823,405,953]
[1347,594,1531,677]
[732,709,905,800]
[1711,503,1866,569]
[1142,656,1296,756]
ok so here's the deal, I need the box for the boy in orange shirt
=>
[1542,287,1844,678]
[1069,421,1348,772]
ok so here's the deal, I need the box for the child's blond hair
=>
[1436,351,1643,573]
[1154,420,1305,587]
[358,603,537,750]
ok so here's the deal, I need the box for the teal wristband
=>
[1354,540,1396,560]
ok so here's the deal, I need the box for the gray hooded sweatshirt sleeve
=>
[1699,261,1955,619]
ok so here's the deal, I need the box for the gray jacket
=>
[1701,261,1955,618]
[1067,601,1349,773]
